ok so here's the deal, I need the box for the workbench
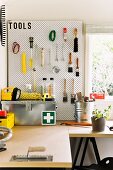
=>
[0,122,113,168]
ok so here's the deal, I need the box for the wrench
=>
[55,43,58,61]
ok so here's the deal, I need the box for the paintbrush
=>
[76,57,79,77]
[68,53,73,73]
[76,92,82,102]
[63,79,68,102]
[71,79,75,104]
[73,28,78,53]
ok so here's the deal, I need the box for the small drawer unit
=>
[0,112,14,128]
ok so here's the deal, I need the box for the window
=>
[85,25,113,100]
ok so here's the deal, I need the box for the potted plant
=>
[91,105,111,132]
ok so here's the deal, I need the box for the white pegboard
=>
[7,20,83,120]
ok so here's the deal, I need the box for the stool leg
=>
[72,137,83,170]
[80,138,89,167]
[90,138,101,163]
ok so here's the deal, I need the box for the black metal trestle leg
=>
[72,137,100,170]
[90,138,101,163]
[72,137,83,170]
[80,138,89,167]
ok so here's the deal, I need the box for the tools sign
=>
[8,21,32,30]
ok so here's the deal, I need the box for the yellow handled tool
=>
[29,37,34,68]
[21,52,27,74]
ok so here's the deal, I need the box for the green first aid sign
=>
[41,111,56,125]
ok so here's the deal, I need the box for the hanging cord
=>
[12,42,20,54]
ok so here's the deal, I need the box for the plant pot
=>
[91,117,106,132]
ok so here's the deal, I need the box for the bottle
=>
[49,78,55,99]
[41,78,47,95]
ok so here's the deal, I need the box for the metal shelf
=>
[1,100,56,105]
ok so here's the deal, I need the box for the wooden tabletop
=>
[68,126,113,138]
[0,126,72,168]
[68,121,113,138]
[1,121,113,168]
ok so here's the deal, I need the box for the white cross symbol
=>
[44,113,54,123]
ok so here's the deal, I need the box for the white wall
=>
[1,0,113,165]
[2,0,113,24]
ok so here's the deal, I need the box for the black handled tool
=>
[73,28,78,53]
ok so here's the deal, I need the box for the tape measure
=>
[12,87,21,101]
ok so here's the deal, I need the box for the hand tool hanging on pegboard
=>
[48,48,53,72]
[41,48,45,67]
[0,5,6,46]
[63,28,67,42]
[29,37,34,68]
[61,43,65,61]
[63,79,68,102]
[73,28,78,52]
[52,66,60,73]
[52,44,60,73]
[33,45,37,92]
[76,57,79,76]
[49,30,56,42]
[49,30,57,62]
[61,28,67,61]
[55,43,58,61]
[12,42,20,54]
[21,52,27,74]
[33,67,36,92]
[68,52,73,73]
[71,79,75,104]
[48,48,51,66]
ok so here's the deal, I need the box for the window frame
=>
[85,25,113,100]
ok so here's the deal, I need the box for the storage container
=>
[0,112,14,128]
[74,101,94,122]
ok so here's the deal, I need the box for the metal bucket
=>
[74,101,94,122]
